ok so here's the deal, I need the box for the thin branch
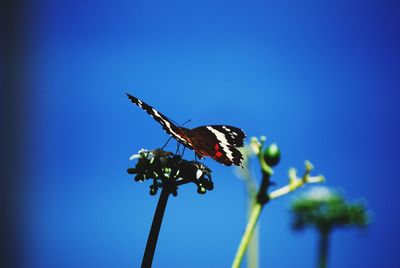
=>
[269,175,325,200]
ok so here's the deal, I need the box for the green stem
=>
[141,186,170,268]
[317,231,330,268]
[247,211,259,268]
[232,203,263,268]
[232,173,324,268]
[240,157,260,268]
[232,149,271,268]
[246,198,259,268]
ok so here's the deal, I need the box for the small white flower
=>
[147,152,155,159]
[129,154,141,160]
[196,169,203,179]
[138,148,147,154]
[129,148,154,160]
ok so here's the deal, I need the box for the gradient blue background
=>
[24,0,400,267]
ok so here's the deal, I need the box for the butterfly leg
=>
[161,136,173,150]
[175,142,181,155]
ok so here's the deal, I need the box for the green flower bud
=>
[150,187,157,195]
[263,143,281,167]
[197,186,206,194]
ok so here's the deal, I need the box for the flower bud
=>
[134,173,145,182]
[149,187,157,195]
[197,185,206,194]
[263,143,280,167]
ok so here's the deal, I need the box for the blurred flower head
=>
[291,186,370,233]
[300,186,338,202]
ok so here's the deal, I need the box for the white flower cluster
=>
[129,148,155,161]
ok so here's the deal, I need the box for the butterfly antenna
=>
[166,116,180,127]
[181,119,192,127]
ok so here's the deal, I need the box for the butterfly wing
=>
[188,125,246,166]
[126,94,192,147]
[127,94,246,166]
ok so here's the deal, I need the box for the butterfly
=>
[126,93,246,166]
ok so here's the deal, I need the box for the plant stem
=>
[141,186,170,268]
[246,192,259,268]
[232,174,324,268]
[247,204,260,268]
[232,203,263,268]
[239,153,260,268]
[232,151,271,268]
[317,231,330,268]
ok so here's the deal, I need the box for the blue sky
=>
[24,0,400,267]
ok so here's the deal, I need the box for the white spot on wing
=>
[152,109,187,144]
[222,126,231,132]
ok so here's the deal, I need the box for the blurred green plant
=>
[290,187,369,268]
[233,136,325,268]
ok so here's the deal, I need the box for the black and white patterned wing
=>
[188,125,246,166]
[126,93,190,146]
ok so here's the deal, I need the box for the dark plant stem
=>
[141,186,171,268]
[317,230,330,268]
[232,168,271,268]
[257,172,271,204]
